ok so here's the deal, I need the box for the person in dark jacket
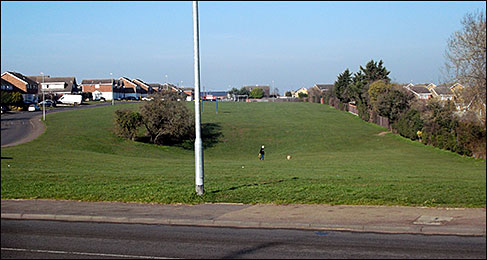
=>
[259,145,265,160]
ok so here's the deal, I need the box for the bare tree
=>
[445,10,486,124]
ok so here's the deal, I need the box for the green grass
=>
[1,102,485,207]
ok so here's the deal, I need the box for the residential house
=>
[161,83,181,93]
[311,84,334,94]
[403,83,432,100]
[429,84,455,101]
[426,83,437,91]
[148,83,163,93]
[243,85,270,97]
[293,87,308,98]
[132,78,152,98]
[1,71,39,103]
[28,75,79,100]
[1,78,16,91]
[119,77,143,99]
[81,78,124,101]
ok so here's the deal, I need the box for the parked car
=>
[125,96,137,100]
[1,105,7,114]
[39,99,56,107]
[28,104,40,112]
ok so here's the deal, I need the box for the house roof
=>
[148,83,162,88]
[5,71,38,86]
[28,76,78,93]
[1,78,17,88]
[408,85,432,94]
[432,86,454,96]
[81,79,115,85]
[314,84,334,91]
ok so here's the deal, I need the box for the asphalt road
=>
[1,219,485,259]
[1,101,133,147]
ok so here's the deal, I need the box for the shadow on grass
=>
[134,122,223,150]
[210,177,299,194]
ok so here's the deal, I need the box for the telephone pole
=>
[193,1,204,195]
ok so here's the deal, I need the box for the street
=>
[2,219,485,259]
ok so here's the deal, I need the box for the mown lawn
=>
[1,102,485,207]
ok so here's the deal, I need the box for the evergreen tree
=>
[360,59,391,84]
[333,69,352,103]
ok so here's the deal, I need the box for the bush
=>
[394,108,423,140]
[1,91,23,106]
[114,109,143,141]
[139,93,194,145]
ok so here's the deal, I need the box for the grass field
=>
[1,102,485,207]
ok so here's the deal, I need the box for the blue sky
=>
[1,1,485,93]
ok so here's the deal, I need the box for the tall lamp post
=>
[41,72,45,121]
[193,1,204,195]
[110,73,114,105]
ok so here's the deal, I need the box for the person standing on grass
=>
[259,145,265,160]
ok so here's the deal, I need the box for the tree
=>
[114,109,143,141]
[334,69,353,103]
[368,80,392,111]
[228,88,240,95]
[139,93,195,145]
[238,87,250,96]
[375,86,413,122]
[360,59,391,84]
[285,91,292,97]
[1,91,23,106]
[249,88,264,99]
[445,10,486,124]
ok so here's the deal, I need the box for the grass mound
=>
[1,102,485,207]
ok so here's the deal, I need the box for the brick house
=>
[80,78,124,101]
[1,71,39,103]
[119,77,147,99]
[132,78,152,97]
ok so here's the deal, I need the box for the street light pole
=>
[110,73,114,105]
[41,72,45,121]
[193,0,204,196]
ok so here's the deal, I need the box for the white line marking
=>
[1,247,177,259]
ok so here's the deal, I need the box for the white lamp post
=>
[41,72,45,121]
[110,73,114,105]
[193,1,204,195]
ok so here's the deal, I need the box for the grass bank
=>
[1,102,485,207]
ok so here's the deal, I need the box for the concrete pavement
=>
[1,199,485,236]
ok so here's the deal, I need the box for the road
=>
[1,219,485,259]
[1,101,132,147]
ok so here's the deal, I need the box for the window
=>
[95,84,100,89]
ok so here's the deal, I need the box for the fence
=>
[327,97,390,130]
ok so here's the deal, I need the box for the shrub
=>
[394,108,423,140]
[114,109,143,141]
[1,91,23,106]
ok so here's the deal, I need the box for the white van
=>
[57,94,83,106]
